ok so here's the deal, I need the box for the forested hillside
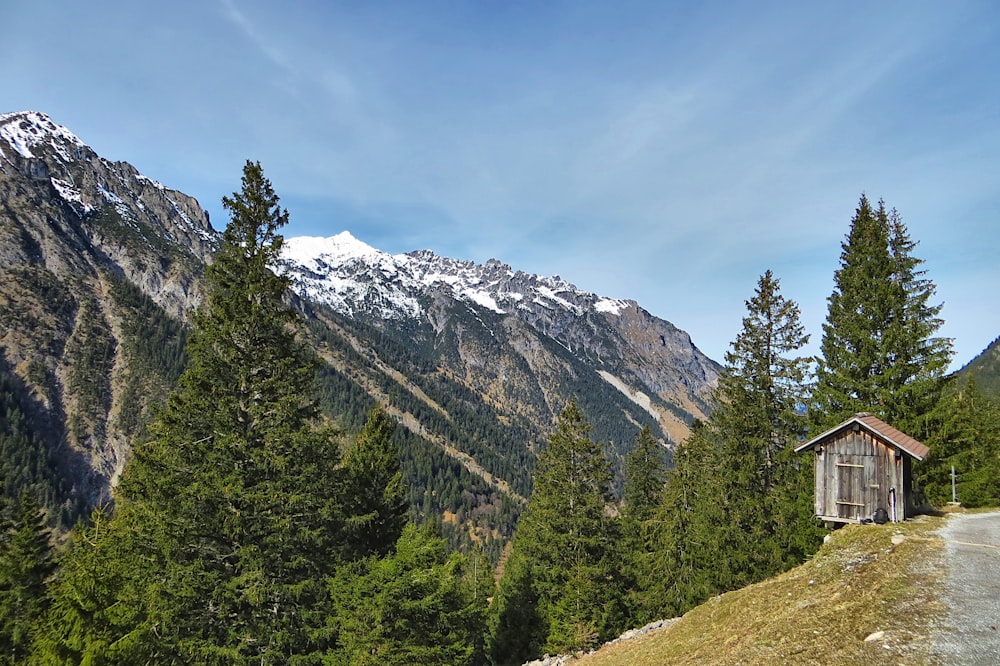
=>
[957,335,1000,397]
[916,336,1000,508]
[13,162,488,662]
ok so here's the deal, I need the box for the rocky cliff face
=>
[0,112,214,315]
[0,111,213,513]
[0,111,719,543]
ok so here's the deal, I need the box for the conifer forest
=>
[1,165,998,665]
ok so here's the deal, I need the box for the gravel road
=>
[930,511,1000,664]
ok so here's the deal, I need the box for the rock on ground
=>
[523,619,678,666]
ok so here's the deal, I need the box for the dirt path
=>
[930,511,1000,664]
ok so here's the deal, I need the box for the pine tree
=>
[711,270,820,586]
[620,425,667,626]
[484,547,542,666]
[330,523,485,665]
[0,491,54,664]
[718,271,810,491]
[918,375,1000,508]
[650,271,820,614]
[341,407,408,559]
[812,196,952,429]
[622,426,666,522]
[37,161,348,664]
[649,421,725,616]
[487,400,623,662]
[33,507,152,664]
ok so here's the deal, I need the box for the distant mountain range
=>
[0,110,723,548]
[278,231,719,444]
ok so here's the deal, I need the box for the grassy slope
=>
[576,515,947,665]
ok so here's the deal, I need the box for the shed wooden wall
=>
[812,430,908,523]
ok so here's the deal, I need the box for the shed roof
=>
[794,412,930,461]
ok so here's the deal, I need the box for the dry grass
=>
[573,516,947,666]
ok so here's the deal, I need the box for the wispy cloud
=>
[217,0,293,74]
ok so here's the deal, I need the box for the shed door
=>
[835,454,875,521]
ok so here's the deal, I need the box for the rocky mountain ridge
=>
[0,111,215,316]
[281,232,718,443]
[1,111,215,521]
[0,111,719,547]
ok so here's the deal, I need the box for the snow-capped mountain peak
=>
[279,232,632,322]
[0,111,87,161]
[279,233,421,320]
[282,231,385,269]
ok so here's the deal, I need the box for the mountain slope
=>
[281,232,718,446]
[0,111,213,526]
[0,111,720,548]
[956,335,1000,397]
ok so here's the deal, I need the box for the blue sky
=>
[3,1,998,368]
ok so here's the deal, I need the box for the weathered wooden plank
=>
[814,451,825,517]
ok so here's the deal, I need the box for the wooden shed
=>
[794,413,929,524]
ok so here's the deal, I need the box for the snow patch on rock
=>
[0,111,86,161]
[50,177,92,215]
[595,297,628,315]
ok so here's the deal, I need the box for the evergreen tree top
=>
[813,194,952,429]
[219,160,289,260]
[622,425,666,522]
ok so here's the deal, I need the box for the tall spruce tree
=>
[0,491,54,664]
[620,425,667,627]
[649,420,726,616]
[710,270,819,588]
[341,407,408,559]
[487,400,623,663]
[484,546,541,666]
[812,196,952,429]
[650,271,820,616]
[38,162,348,664]
[622,426,666,522]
